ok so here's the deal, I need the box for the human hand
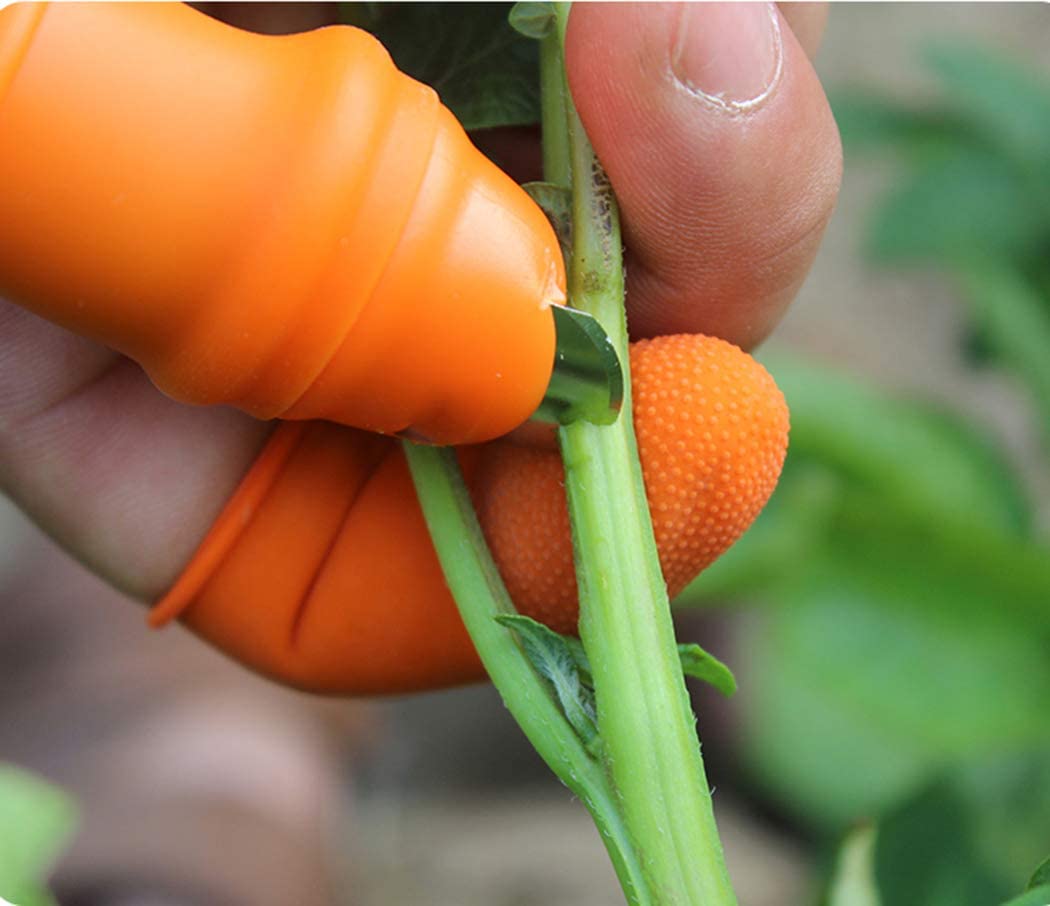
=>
[0,2,839,691]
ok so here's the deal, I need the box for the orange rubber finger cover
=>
[0,2,561,445]
[154,336,789,695]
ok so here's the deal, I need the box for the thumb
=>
[566,2,842,349]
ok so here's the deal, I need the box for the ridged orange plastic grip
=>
[153,336,790,695]
[152,420,488,694]
[0,2,562,445]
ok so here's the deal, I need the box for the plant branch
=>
[402,443,650,903]
[543,6,738,903]
[406,4,741,902]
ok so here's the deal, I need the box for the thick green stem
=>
[407,5,740,903]
[544,6,738,903]
[402,443,650,904]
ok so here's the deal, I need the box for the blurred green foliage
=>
[832,41,1050,440]
[0,765,76,906]
[683,39,1050,906]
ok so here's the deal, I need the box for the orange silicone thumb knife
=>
[0,1,564,445]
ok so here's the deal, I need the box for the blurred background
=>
[1,3,1049,905]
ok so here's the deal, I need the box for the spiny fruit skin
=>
[474,333,790,635]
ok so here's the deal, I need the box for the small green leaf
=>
[509,1,555,40]
[1028,859,1050,891]
[826,824,882,906]
[0,765,77,904]
[347,3,541,131]
[1001,886,1050,906]
[496,614,600,753]
[677,643,736,697]
[561,635,592,683]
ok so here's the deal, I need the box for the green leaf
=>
[0,765,77,904]
[830,89,973,157]
[922,41,1050,168]
[1028,859,1050,891]
[874,780,1006,906]
[866,145,1047,266]
[1001,887,1050,906]
[759,354,1034,536]
[346,3,541,130]
[494,617,736,755]
[950,753,1050,896]
[825,824,882,906]
[336,2,383,29]
[495,614,600,753]
[508,1,555,39]
[677,644,736,697]
[819,755,1050,906]
[739,528,1050,828]
[832,488,1050,634]
[956,263,1050,446]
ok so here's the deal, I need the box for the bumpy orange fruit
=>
[473,334,789,634]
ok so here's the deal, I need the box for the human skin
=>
[0,2,841,607]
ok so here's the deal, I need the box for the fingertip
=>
[566,3,842,349]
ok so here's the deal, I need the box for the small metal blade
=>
[531,305,624,427]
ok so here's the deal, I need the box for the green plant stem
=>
[408,5,739,902]
[402,443,650,904]
[542,7,738,903]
